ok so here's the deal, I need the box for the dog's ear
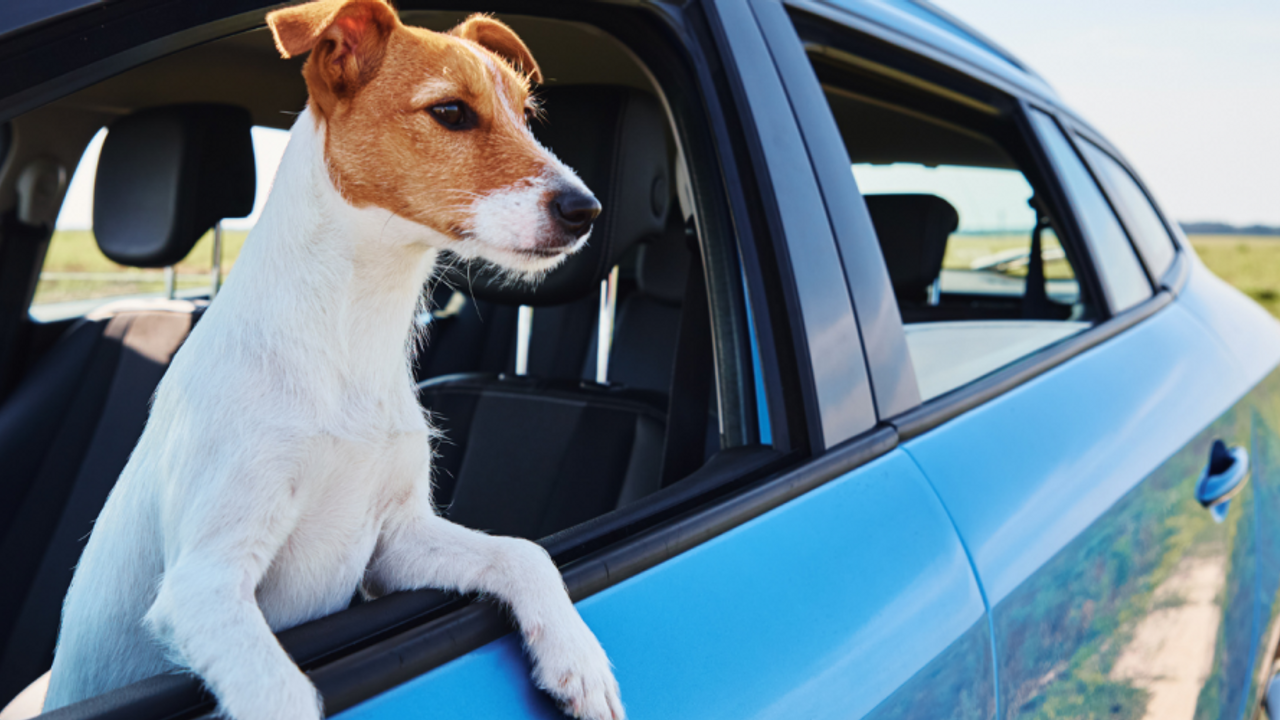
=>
[449,14,543,84]
[268,0,398,101]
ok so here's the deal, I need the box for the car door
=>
[757,3,1276,720]
[916,108,1265,720]
[332,2,997,718]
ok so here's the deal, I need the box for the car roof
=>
[803,0,1062,105]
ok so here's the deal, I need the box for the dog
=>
[38,2,624,718]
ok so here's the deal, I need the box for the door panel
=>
[337,451,995,720]
[905,300,1259,720]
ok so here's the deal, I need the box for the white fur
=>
[42,107,623,720]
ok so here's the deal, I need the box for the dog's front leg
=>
[367,492,624,720]
[143,484,320,720]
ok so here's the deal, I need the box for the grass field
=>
[34,229,249,305]
[31,229,1280,318]
[1184,235,1280,318]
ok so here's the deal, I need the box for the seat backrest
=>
[864,193,959,304]
[0,104,255,708]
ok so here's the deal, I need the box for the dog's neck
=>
[218,107,439,403]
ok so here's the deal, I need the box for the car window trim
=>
[704,0,878,451]
[758,0,922,422]
[1064,120,1187,279]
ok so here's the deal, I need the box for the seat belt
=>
[659,222,714,487]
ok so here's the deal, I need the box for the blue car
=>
[1,1,1277,719]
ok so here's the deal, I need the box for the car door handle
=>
[1196,439,1250,522]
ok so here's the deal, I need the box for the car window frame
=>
[707,0,879,453]
[1065,119,1187,291]
[765,0,1183,440]
[0,1,909,718]
[1026,106,1158,311]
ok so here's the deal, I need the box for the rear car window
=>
[1028,109,1154,313]
[1075,137,1178,281]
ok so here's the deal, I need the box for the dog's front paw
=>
[525,613,624,720]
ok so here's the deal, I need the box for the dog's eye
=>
[429,102,473,130]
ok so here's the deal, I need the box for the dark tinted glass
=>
[1077,139,1177,281]
[1029,110,1152,313]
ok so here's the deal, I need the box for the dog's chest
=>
[256,429,429,629]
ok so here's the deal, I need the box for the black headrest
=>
[456,86,672,306]
[94,104,255,268]
[864,194,959,301]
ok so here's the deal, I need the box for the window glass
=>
[1076,139,1177,281]
[1028,110,1153,313]
[31,126,289,320]
[854,163,1079,307]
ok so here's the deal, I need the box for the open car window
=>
[0,6,795,716]
[797,42,1105,402]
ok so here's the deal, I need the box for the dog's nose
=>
[553,190,602,238]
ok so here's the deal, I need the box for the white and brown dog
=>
[36,1,623,718]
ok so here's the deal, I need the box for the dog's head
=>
[267,0,598,274]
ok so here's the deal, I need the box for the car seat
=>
[0,103,255,707]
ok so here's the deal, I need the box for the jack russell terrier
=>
[35,1,624,718]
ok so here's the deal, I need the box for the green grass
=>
[943,232,1077,280]
[1186,235,1280,318]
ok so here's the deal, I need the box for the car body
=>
[1,1,1279,720]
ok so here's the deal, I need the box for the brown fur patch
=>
[268,1,552,240]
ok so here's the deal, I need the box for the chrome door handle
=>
[1196,439,1250,523]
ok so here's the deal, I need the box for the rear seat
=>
[0,104,255,707]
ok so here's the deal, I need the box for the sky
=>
[930,0,1280,227]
